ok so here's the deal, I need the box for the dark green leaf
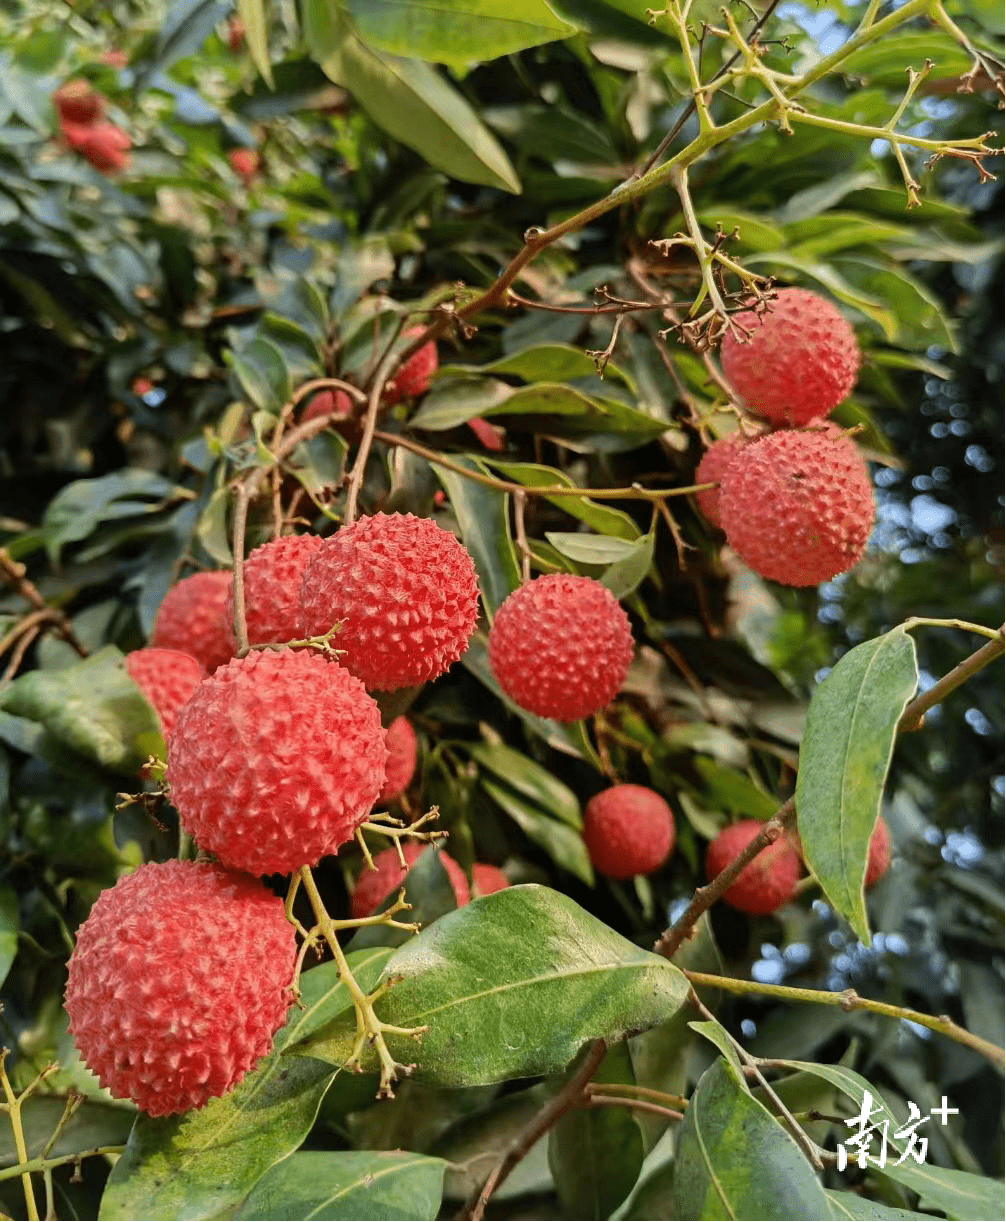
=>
[285,430,349,499]
[409,377,516,431]
[875,1163,1005,1221]
[0,886,17,992]
[440,343,634,391]
[796,627,918,942]
[482,778,594,884]
[601,532,654,599]
[692,756,779,820]
[485,460,640,541]
[483,382,667,439]
[825,1189,935,1220]
[231,337,292,414]
[469,741,582,828]
[41,470,179,562]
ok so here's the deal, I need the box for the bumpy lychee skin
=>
[472,863,511,896]
[378,717,417,804]
[302,388,353,423]
[152,570,234,674]
[719,427,875,587]
[65,860,296,1116]
[865,816,891,889]
[167,650,387,876]
[705,820,803,915]
[583,785,676,880]
[488,574,633,722]
[384,327,438,405]
[721,288,860,425]
[124,648,205,740]
[225,535,324,648]
[695,435,748,529]
[351,842,470,919]
[299,513,480,692]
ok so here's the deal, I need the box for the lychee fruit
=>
[123,648,205,741]
[152,570,234,674]
[227,16,246,51]
[719,426,875,586]
[302,389,353,423]
[705,820,803,915]
[468,418,506,451]
[166,649,387,876]
[865,816,891,889]
[694,435,747,529]
[583,785,676,880]
[225,535,324,648]
[351,842,469,919]
[54,81,105,126]
[721,288,860,426]
[384,327,438,405]
[472,863,511,896]
[378,717,417,804]
[65,860,296,1116]
[71,122,131,173]
[299,513,480,692]
[488,574,633,722]
[228,148,259,183]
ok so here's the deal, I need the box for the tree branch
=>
[898,625,1005,732]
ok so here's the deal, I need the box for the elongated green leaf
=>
[237,0,273,85]
[834,256,958,352]
[485,460,640,541]
[746,251,898,340]
[317,32,521,193]
[1,647,164,774]
[482,778,594,884]
[693,756,779,821]
[440,343,634,391]
[347,0,574,69]
[673,1057,831,1220]
[0,886,17,993]
[285,430,349,499]
[839,32,971,82]
[825,1190,935,1220]
[41,469,179,562]
[468,742,581,827]
[601,531,654,599]
[432,456,520,619]
[545,531,640,565]
[483,382,666,439]
[294,887,688,1086]
[231,337,291,415]
[409,377,515,430]
[234,1149,446,1220]
[796,628,918,942]
[875,1162,1005,1221]
[100,950,393,1221]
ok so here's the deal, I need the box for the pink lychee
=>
[583,784,676,880]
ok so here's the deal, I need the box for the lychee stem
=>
[297,867,428,1098]
[0,1050,58,1222]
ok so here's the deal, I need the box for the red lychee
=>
[225,535,324,648]
[719,426,875,586]
[351,842,469,919]
[228,148,259,183]
[705,820,803,915]
[65,860,296,1116]
[166,649,387,876]
[384,327,438,405]
[227,16,246,51]
[299,513,480,692]
[488,574,633,722]
[472,863,510,896]
[152,570,234,674]
[100,49,129,68]
[468,417,505,451]
[583,784,676,880]
[865,816,891,889]
[302,388,353,423]
[71,122,131,173]
[721,288,860,426]
[123,648,205,741]
[695,435,747,529]
[54,81,105,126]
[378,717,417,804]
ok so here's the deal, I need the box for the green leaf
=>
[41,470,179,563]
[601,532,654,600]
[672,1057,831,1220]
[347,846,460,951]
[237,0,274,86]
[483,382,667,439]
[545,531,641,565]
[230,337,292,414]
[234,1149,446,1220]
[692,756,779,821]
[485,460,640,541]
[331,237,396,316]
[0,886,18,992]
[1,647,164,774]
[346,0,574,70]
[796,628,918,942]
[468,741,582,827]
[410,377,517,430]
[825,1189,936,1220]
[295,886,689,1085]
[833,256,959,353]
[548,1043,644,1219]
[431,455,520,619]
[100,949,393,1221]
[839,32,971,83]
[195,485,233,567]
[696,208,786,252]
[316,32,521,193]
[482,778,594,884]
[875,1163,1005,1221]
[285,430,349,499]
[440,343,634,391]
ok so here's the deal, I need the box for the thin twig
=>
[898,626,1004,733]
[513,492,532,583]
[581,1094,685,1122]
[344,347,403,525]
[0,550,87,658]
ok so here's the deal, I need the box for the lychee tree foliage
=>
[0,0,1002,1218]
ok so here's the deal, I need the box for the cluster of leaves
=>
[0,0,1001,1217]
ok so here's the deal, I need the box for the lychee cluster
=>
[53,80,131,174]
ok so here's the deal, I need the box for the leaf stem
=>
[898,624,1004,733]
[0,1146,125,1185]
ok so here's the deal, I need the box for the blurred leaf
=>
[441,343,635,391]
[347,847,460,951]
[834,257,958,352]
[601,531,654,599]
[692,756,778,820]
[482,382,666,439]
[839,32,971,82]
[285,430,349,498]
[485,460,640,541]
[410,377,516,430]
[231,337,292,414]
[41,470,179,563]
[0,886,17,992]
[238,0,274,86]
[875,1163,1005,1221]
[482,778,594,884]
[295,887,689,1086]
[332,237,396,316]
[469,741,582,827]
[825,1190,933,1219]
[195,485,233,566]
[545,531,640,564]
[796,628,918,943]
[234,1149,446,1220]
[150,0,232,77]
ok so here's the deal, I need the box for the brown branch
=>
[344,346,404,525]
[0,550,87,658]
[1,626,40,688]
[898,625,1004,733]
[506,290,659,316]
[458,1039,607,1221]
[581,1093,684,1122]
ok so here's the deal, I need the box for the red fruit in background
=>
[351,842,470,919]
[227,16,246,51]
[472,863,510,896]
[99,49,129,68]
[167,650,387,876]
[705,820,803,915]
[378,717,417,804]
[488,574,634,722]
[468,418,505,451]
[721,288,860,426]
[224,534,324,648]
[583,785,676,880]
[384,327,438,405]
[73,122,131,173]
[123,648,205,741]
[302,389,353,423]
[719,427,875,587]
[228,148,259,183]
[65,860,296,1116]
[694,435,748,529]
[152,570,234,674]
[865,816,892,888]
[131,376,154,396]
[299,513,480,692]
[54,80,105,126]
